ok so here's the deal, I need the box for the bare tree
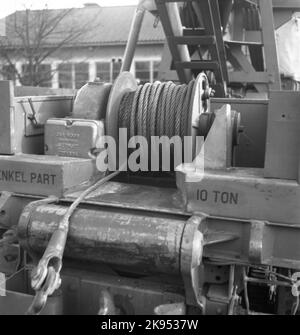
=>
[0,6,100,86]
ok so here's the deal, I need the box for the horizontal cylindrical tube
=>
[18,204,187,276]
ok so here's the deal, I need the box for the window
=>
[75,62,89,89]
[96,62,111,82]
[112,59,122,81]
[135,61,150,84]
[58,63,73,89]
[2,65,16,82]
[20,63,52,86]
[21,64,30,85]
[37,64,52,87]
[153,61,161,82]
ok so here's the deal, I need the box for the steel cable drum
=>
[106,72,210,171]
[106,72,138,170]
[17,203,188,276]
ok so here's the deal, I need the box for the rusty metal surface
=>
[0,172,298,272]
[0,154,97,197]
[18,203,187,276]
[12,183,300,271]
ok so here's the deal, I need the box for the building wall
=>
[2,43,164,89]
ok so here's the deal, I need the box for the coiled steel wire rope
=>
[118,80,196,140]
[118,80,197,170]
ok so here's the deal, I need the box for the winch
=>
[0,0,300,316]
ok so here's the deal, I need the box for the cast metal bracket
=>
[181,213,240,312]
[180,214,206,309]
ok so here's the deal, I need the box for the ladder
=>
[156,0,281,96]
[225,0,281,93]
[155,0,228,97]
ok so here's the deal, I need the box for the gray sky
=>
[0,0,139,18]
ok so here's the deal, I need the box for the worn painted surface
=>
[264,91,300,181]
[66,181,187,216]
[177,167,300,225]
[14,96,73,154]
[60,269,184,315]
[0,154,97,197]
[11,178,300,271]
[45,119,104,158]
[18,204,186,276]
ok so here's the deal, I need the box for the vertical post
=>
[121,0,157,73]
[231,1,244,41]
[71,63,76,89]
[15,62,22,86]
[150,60,154,83]
[51,62,59,89]
[121,6,146,72]
[109,60,113,83]
[259,0,281,90]
[89,61,97,82]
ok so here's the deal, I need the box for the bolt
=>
[65,119,73,127]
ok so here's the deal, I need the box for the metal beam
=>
[229,71,269,84]
[272,0,300,8]
[259,0,281,90]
